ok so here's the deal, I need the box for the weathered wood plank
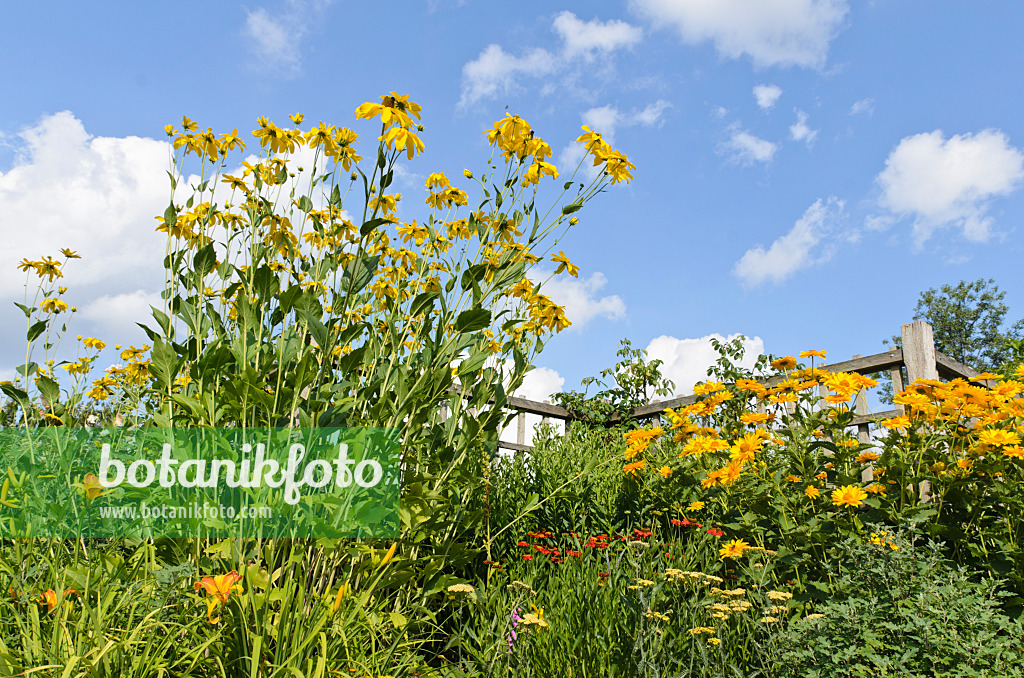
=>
[498,440,532,452]
[902,321,939,382]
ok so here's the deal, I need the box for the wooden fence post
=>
[852,354,873,482]
[516,411,527,447]
[901,321,939,382]
[900,321,938,502]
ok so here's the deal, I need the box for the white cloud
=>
[733,197,844,287]
[243,1,333,78]
[245,9,301,75]
[459,44,557,107]
[459,11,643,107]
[553,11,643,60]
[529,269,626,329]
[753,84,782,110]
[789,109,818,145]
[849,97,875,116]
[875,129,1024,246]
[516,366,565,401]
[0,112,169,295]
[646,333,765,396]
[631,0,848,69]
[720,127,778,165]
[79,290,163,346]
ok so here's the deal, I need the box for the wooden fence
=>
[497,320,990,452]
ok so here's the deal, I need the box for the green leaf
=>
[0,382,28,404]
[163,204,177,231]
[27,321,47,343]
[36,376,59,405]
[193,244,217,276]
[455,309,491,334]
[410,291,439,318]
[360,217,391,237]
[295,309,329,349]
[13,303,33,319]
[298,195,314,213]
[149,338,180,390]
[15,363,37,377]
[561,202,583,215]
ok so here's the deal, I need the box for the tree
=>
[878,278,1023,400]
[908,278,1023,369]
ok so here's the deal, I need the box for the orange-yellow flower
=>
[719,538,750,559]
[799,350,826,358]
[194,571,244,624]
[831,485,867,508]
[771,356,797,370]
[805,486,820,499]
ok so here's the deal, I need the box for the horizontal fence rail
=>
[496,320,993,452]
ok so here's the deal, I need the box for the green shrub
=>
[778,527,1024,678]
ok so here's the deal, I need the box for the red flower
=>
[550,557,563,563]
[522,554,533,561]
[517,541,530,547]
[707,528,724,537]
[633,528,654,538]
[492,562,503,569]
[598,572,610,578]
[566,550,582,557]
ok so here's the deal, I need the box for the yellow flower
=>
[805,486,820,499]
[379,126,424,160]
[194,571,244,624]
[686,501,704,511]
[288,113,304,125]
[59,248,81,259]
[831,485,867,508]
[719,538,750,559]
[550,251,580,278]
[856,451,879,464]
[355,92,422,130]
[978,429,1020,447]
[624,459,646,475]
[658,466,673,478]
[799,350,826,358]
[40,298,68,314]
[771,356,797,370]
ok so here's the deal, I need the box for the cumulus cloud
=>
[0,111,169,295]
[646,333,765,396]
[459,45,558,107]
[733,197,844,287]
[553,10,644,60]
[459,11,643,107]
[79,290,163,346]
[875,129,1024,246]
[753,84,782,109]
[243,1,333,78]
[631,0,848,69]
[849,97,875,116]
[720,126,778,165]
[789,109,818,145]
[530,269,626,329]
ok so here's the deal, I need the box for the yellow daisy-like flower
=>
[978,429,1020,447]
[686,501,705,511]
[831,485,867,508]
[805,486,820,499]
[799,350,826,358]
[719,538,750,560]
[658,466,673,478]
[771,356,797,370]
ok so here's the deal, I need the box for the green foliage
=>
[778,529,1024,678]
[877,277,1023,401]
[552,339,675,426]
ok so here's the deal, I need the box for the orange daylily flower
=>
[194,571,244,624]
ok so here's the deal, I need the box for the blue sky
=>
[2,0,1023,408]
